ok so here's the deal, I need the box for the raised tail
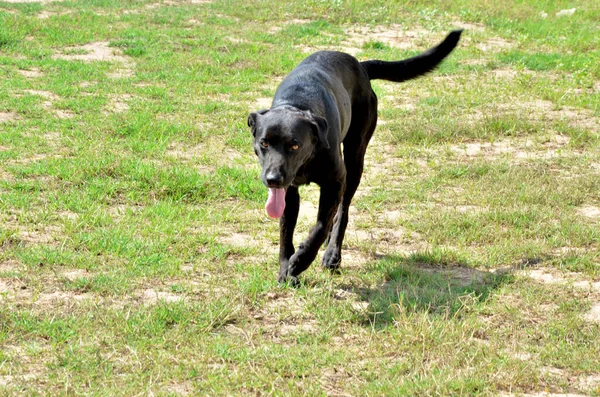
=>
[360,29,463,82]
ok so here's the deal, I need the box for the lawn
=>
[0,0,599,395]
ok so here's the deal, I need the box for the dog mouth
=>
[265,187,286,218]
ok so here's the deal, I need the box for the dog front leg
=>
[286,182,343,283]
[278,186,300,283]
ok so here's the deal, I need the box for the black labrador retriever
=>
[248,29,462,285]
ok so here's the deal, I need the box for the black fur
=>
[248,30,463,285]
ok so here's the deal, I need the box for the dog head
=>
[248,107,329,189]
[248,106,329,218]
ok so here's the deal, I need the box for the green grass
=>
[1,0,599,395]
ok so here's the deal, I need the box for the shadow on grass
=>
[345,251,518,328]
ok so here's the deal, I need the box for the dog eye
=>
[260,141,269,148]
[291,144,299,151]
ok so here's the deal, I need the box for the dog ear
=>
[308,114,330,149]
[248,109,269,136]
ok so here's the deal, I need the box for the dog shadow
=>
[339,252,529,328]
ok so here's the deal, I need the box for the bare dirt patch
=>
[452,21,485,33]
[61,269,89,281]
[18,89,75,119]
[2,0,63,2]
[23,89,59,102]
[165,138,244,172]
[52,42,135,78]
[297,200,319,225]
[251,97,272,110]
[579,374,600,391]
[15,224,63,246]
[340,248,376,271]
[5,152,65,165]
[219,232,253,248]
[105,94,131,114]
[277,320,319,336]
[584,303,600,324]
[162,382,193,396]
[53,42,128,63]
[164,143,218,174]
[320,367,353,397]
[0,112,19,123]
[522,268,600,325]
[34,290,94,306]
[107,68,134,79]
[138,288,184,305]
[487,68,540,80]
[17,68,44,78]
[505,390,586,396]
[344,25,431,53]
[449,135,572,161]
[58,210,79,221]
[251,291,322,341]
[346,226,424,258]
[3,273,99,309]
[333,288,369,311]
[293,24,442,56]
[0,372,40,388]
[268,18,312,34]
[496,100,599,132]
[523,267,600,291]
[577,205,600,220]
[37,9,72,19]
[421,265,490,287]
[106,204,145,221]
[0,259,24,274]
[476,37,515,53]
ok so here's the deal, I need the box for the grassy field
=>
[1,0,599,395]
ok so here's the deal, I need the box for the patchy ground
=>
[0,0,599,395]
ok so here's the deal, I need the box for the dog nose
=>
[265,172,284,187]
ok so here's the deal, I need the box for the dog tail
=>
[360,29,463,82]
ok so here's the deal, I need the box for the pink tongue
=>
[265,188,286,218]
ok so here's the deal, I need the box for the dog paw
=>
[322,250,341,273]
[278,274,300,287]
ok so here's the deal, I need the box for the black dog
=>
[248,30,462,284]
